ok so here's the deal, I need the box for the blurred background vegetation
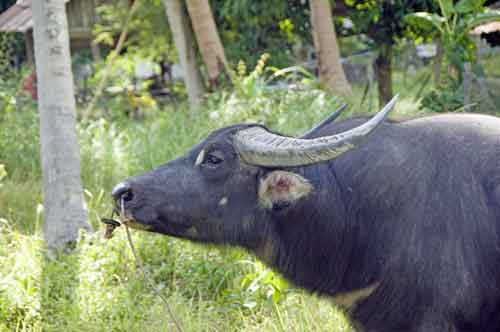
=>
[1,0,500,331]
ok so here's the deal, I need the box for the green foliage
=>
[0,32,25,78]
[0,87,17,114]
[206,54,342,134]
[405,12,446,34]
[481,51,500,79]
[344,0,437,46]
[419,79,464,113]
[405,1,500,74]
[0,222,351,332]
[94,0,174,63]
[0,105,40,179]
[87,55,160,117]
[0,52,36,120]
[90,0,174,116]
[405,0,500,112]
[211,0,311,68]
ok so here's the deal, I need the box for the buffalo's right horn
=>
[233,95,398,167]
[300,103,347,138]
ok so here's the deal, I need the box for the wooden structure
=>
[0,0,102,64]
[471,1,500,46]
[472,22,500,47]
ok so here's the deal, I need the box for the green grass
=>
[0,62,432,332]
[0,228,353,332]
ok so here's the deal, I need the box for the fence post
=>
[463,62,472,111]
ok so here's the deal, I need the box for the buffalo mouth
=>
[155,216,198,237]
[114,199,204,239]
[123,212,202,239]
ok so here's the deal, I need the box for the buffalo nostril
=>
[112,182,133,202]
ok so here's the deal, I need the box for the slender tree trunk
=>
[32,0,92,254]
[374,44,393,106]
[433,37,443,86]
[25,29,34,66]
[163,0,205,106]
[90,40,102,62]
[185,0,229,89]
[309,0,351,96]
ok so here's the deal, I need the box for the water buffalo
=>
[112,96,500,332]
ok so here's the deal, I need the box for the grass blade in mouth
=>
[101,208,122,239]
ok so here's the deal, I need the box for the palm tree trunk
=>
[163,0,205,107]
[309,0,352,96]
[32,0,92,254]
[374,44,393,106]
[185,0,229,89]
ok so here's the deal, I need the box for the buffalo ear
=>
[258,171,313,210]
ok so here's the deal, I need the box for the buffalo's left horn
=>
[233,95,398,167]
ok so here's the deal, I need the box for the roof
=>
[0,0,32,32]
[0,0,70,33]
[471,21,500,35]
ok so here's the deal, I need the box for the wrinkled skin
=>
[114,114,500,332]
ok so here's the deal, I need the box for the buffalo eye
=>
[203,150,224,167]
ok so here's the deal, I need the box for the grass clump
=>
[0,221,351,332]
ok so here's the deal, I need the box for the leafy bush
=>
[0,32,25,77]
[86,55,161,119]
[206,54,342,135]
[419,79,464,113]
[211,0,311,68]
[0,66,37,113]
[0,107,40,179]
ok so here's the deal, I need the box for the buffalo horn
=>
[234,95,398,167]
[300,103,347,138]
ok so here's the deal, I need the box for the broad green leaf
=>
[464,10,500,31]
[405,12,445,34]
[439,0,455,19]
[94,31,115,47]
[454,0,485,14]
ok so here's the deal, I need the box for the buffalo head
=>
[111,97,397,250]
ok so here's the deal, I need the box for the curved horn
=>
[234,95,398,167]
[300,103,348,138]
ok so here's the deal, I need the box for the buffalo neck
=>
[252,162,384,296]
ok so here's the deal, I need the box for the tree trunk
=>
[433,37,443,86]
[309,0,352,96]
[374,44,393,106]
[163,0,205,106]
[25,29,34,66]
[32,0,92,254]
[90,40,102,62]
[185,0,229,89]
